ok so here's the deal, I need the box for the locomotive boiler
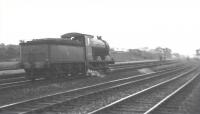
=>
[19,32,114,80]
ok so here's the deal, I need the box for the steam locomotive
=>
[19,32,114,80]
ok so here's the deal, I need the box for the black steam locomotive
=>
[19,32,114,80]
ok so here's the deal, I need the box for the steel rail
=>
[89,67,198,114]
[0,77,26,83]
[0,62,180,91]
[144,72,200,114]
[0,66,186,114]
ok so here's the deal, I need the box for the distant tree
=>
[19,40,25,43]
[172,53,181,58]
[163,48,172,58]
[7,46,17,58]
[110,48,115,52]
[0,43,6,60]
[196,49,200,56]
[155,47,163,53]
[0,44,19,61]
[154,47,172,60]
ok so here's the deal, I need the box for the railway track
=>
[0,74,29,90]
[0,64,194,114]
[145,67,200,114]
[0,60,178,90]
[0,78,30,90]
[109,60,175,71]
[90,68,200,114]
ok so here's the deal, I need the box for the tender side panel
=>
[50,45,84,63]
[21,44,48,62]
[21,44,48,69]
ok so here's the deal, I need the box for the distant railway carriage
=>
[20,32,114,80]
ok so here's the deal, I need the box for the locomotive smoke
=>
[87,69,105,78]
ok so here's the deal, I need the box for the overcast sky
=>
[1,0,200,56]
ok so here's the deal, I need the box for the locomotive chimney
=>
[97,36,102,40]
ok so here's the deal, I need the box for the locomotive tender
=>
[20,32,114,80]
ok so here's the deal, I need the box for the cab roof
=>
[61,32,94,39]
